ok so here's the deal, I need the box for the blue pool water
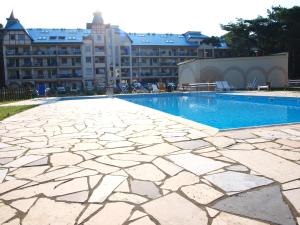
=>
[118,93,300,130]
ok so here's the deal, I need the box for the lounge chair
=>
[166,82,176,92]
[158,82,166,92]
[215,81,225,91]
[247,78,257,90]
[131,82,148,93]
[118,83,129,93]
[151,84,160,93]
[258,82,271,91]
[221,81,231,91]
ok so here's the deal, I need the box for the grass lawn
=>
[0,101,20,105]
[0,105,37,121]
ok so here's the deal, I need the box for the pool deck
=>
[0,92,300,225]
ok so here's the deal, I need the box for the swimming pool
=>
[118,93,300,130]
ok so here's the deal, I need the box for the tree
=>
[201,36,222,47]
[221,6,300,78]
[221,19,257,56]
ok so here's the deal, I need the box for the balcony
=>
[6,50,15,56]
[58,63,73,67]
[121,62,130,67]
[160,62,177,67]
[32,50,57,56]
[58,74,82,79]
[15,52,31,56]
[160,73,177,77]
[7,63,16,68]
[121,50,130,56]
[22,75,33,79]
[32,62,44,67]
[94,51,105,56]
[178,52,197,57]
[139,52,159,57]
[121,73,130,77]
[19,62,32,67]
[57,50,81,55]
[139,63,152,67]
[95,63,106,68]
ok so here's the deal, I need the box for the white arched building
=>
[178,53,289,89]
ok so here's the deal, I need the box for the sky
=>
[1,0,299,36]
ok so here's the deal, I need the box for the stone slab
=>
[130,179,161,199]
[84,202,134,225]
[212,185,296,225]
[139,143,180,156]
[181,183,223,204]
[172,140,210,150]
[126,164,166,181]
[56,191,89,203]
[109,192,148,204]
[283,189,300,213]
[22,198,84,225]
[221,150,300,183]
[161,171,199,191]
[212,212,270,225]
[128,216,156,225]
[89,175,127,203]
[11,197,37,212]
[167,153,229,176]
[0,203,17,224]
[4,155,46,168]
[153,157,183,176]
[204,171,273,193]
[142,193,208,225]
[0,169,8,183]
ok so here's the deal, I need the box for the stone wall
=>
[178,53,289,88]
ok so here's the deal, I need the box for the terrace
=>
[0,91,300,225]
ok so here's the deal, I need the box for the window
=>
[61,58,68,64]
[96,35,101,41]
[85,46,91,52]
[49,36,57,40]
[19,34,25,42]
[10,34,16,41]
[95,46,104,52]
[58,36,66,40]
[96,68,105,74]
[95,56,105,63]
[86,57,92,63]
[74,69,81,76]
[85,68,92,75]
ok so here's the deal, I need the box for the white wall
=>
[178,53,289,88]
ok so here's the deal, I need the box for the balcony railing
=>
[57,50,81,55]
[15,62,58,67]
[7,63,16,68]
[121,63,130,67]
[139,73,177,77]
[58,74,82,78]
[32,50,57,55]
[121,50,130,55]
[160,62,177,66]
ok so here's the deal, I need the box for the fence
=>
[289,79,300,87]
[0,88,33,102]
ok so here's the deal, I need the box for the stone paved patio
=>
[0,96,300,225]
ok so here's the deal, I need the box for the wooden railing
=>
[289,79,300,87]
[0,88,34,102]
[179,82,216,91]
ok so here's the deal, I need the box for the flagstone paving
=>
[0,97,300,225]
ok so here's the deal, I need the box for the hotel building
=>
[1,11,230,91]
